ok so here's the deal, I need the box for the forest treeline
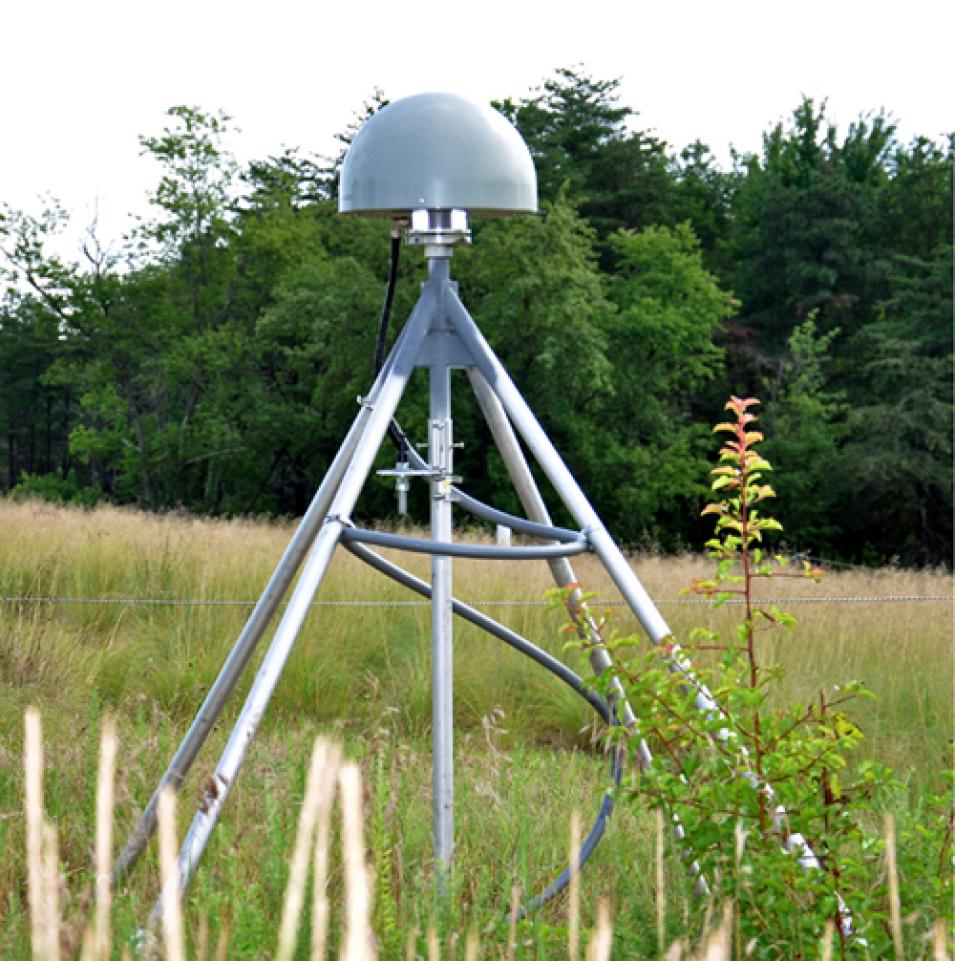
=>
[1,69,951,566]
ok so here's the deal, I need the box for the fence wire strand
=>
[1,594,950,610]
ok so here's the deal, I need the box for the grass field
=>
[0,498,951,958]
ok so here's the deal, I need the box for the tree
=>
[671,141,735,269]
[240,147,331,213]
[0,79,950,566]
[725,99,895,360]
[877,135,953,263]
[450,196,615,519]
[0,201,111,495]
[836,246,953,565]
[252,248,391,515]
[495,67,631,202]
[54,107,245,508]
[722,106,954,564]
[761,316,846,555]
[321,88,391,200]
[496,67,676,246]
[590,221,733,547]
[0,292,73,487]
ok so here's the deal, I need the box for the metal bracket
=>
[406,208,471,258]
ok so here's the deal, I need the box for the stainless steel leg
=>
[447,289,718,712]
[115,295,433,882]
[429,361,454,877]
[459,301,842,908]
[149,284,438,917]
[467,370,644,743]
[114,404,369,881]
[468,368,713,890]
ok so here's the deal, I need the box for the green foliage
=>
[457,197,613,428]
[254,249,391,514]
[671,141,735,266]
[451,197,615,519]
[12,469,101,507]
[495,67,633,204]
[0,289,76,487]
[761,315,846,551]
[725,99,891,351]
[593,397,951,956]
[722,100,952,565]
[836,245,954,564]
[606,223,729,394]
[589,222,731,548]
[136,104,238,256]
[496,67,675,246]
[0,74,951,566]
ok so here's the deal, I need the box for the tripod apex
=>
[338,92,538,218]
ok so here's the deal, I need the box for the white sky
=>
[2,0,951,259]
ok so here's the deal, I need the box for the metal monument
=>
[115,92,844,928]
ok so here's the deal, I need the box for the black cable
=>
[342,539,622,913]
[375,231,402,377]
[450,490,584,543]
[376,229,410,458]
[342,541,614,723]
[340,525,589,559]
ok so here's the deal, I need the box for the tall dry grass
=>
[1,498,949,785]
[12,705,951,959]
[2,498,952,957]
[19,710,641,961]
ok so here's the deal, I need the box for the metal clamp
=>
[406,208,471,258]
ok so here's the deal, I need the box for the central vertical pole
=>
[428,256,455,882]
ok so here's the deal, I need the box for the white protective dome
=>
[339,92,538,217]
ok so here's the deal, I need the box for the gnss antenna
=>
[117,92,851,939]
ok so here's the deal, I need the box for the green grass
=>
[4,708,669,958]
[0,498,951,958]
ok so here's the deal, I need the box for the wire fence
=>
[1,593,951,610]
[2,544,949,611]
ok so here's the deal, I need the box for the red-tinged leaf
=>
[711,466,738,476]
[726,395,758,414]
